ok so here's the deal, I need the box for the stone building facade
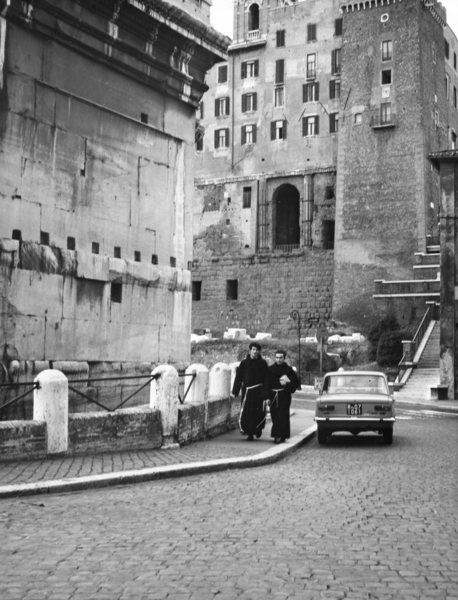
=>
[193,0,458,336]
[0,0,228,381]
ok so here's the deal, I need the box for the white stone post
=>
[150,365,179,445]
[33,369,68,455]
[209,362,231,399]
[185,363,209,404]
[229,362,239,393]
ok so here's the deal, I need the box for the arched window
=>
[248,3,259,31]
[273,184,300,249]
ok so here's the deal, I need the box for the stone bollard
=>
[33,369,68,455]
[184,364,209,404]
[150,365,179,446]
[229,362,239,393]
[208,362,231,399]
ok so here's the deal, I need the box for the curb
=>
[0,425,317,499]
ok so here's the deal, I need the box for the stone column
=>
[301,174,314,247]
[150,365,179,444]
[33,369,68,455]
[208,362,231,399]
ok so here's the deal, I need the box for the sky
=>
[210,0,458,39]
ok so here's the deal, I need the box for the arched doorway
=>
[273,184,300,249]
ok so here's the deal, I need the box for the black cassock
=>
[232,355,269,437]
[268,363,299,440]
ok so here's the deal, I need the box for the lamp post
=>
[288,310,302,383]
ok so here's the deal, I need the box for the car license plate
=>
[347,403,362,416]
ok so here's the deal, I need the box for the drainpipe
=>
[231,51,235,171]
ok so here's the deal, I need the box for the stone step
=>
[414,251,440,265]
[413,265,440,280]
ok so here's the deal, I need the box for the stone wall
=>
[192,249,334,336]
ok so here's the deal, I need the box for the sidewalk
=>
[1,386,457,499]
[0,409,316,499]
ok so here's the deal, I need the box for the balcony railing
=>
[370,111,397,129]
[247,29,260,40]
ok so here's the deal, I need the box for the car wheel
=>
[317,425,328,445]
[383,426,393,445]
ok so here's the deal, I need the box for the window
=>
[248,3,259,31]
[140,112,148,124]
[322,220,335,250]
[134,250,141,262]
[215,96,230,116]
[67,236,76,250]
[274,85,285,107]
[307,24,316,42]
[243,187,252,208]
[307,53,316,79]
[445,75,450,100]
[325,186,334,199]
[111,282,122,303]
[335,18,343,36]
[214,128,229,148]
[380,102,391,125]
[40,231,50,245]
[241,59,259,78]
[113,246,121,258]
[241,124,257,145]
[226,279,238,300]
[170,256,176,267]
[91,241,99,254]
[151,254,158,264]
[382,40,392,61]
[12,229,22,241]
[275,59,285,84]
[454,86,457,108]
[329,112,339,133]
[331,49,341,75]
[271,119,287,140]
[195,125,204,151]
[241,92,257,112]
[354,112,362,125]
[445,39,450,60]
[192,281,202,301]
[217,65,228,83]
[276,29,285,47]
[329,79,340,99]
[303,81,319,102]
[381,69,392,85]
[302,115,319,136]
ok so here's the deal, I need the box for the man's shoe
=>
[255,431,262,438]
[247,435,254,441]
[274,437,281,444]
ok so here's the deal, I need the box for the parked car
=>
[315,370,395,445]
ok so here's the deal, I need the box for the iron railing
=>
[394,305,432,386]
[0,380,39,419]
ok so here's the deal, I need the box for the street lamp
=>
[288,310,302,383]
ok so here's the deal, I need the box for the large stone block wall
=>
[333,0,449,329]
[192,249,334,335]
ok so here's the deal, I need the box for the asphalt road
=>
[1,410,457,600]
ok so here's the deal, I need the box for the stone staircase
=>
[395,321,440,401]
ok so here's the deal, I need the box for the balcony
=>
[247,29,260,40]
[370,110,397,129]
[228,30,267,52]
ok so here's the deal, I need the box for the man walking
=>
[231,342,269,441]
[268,350,299,443]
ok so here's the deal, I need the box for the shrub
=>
[376,330,405,367]
[368,314,400,361]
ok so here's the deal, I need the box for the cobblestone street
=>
[1,412,457,600]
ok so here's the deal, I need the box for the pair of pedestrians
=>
[230,342,300,443]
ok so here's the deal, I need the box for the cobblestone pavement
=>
[1,411,457,600]
[0,410,314,488]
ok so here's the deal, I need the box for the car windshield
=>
[322,374,388,395]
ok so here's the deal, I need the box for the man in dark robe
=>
[268,350,299,443]
[231,342,269,440]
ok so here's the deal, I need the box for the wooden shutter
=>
[226,97,230,115]
[275,60,284,84]
[241,62,247,78]
[252,124,257,143]
[315,116,319,135]
[253,93,257,110]
[303,84,308,103]
[242,94,246,112]
[283,120,287,139]
[214,129,219,148]
[241,125,246,145]
[315,82,320,101]
[215,99,219,117]
[254,60,259,77]
[271,121,275,140]
[224,128,229,147]
[302,117,307,137]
